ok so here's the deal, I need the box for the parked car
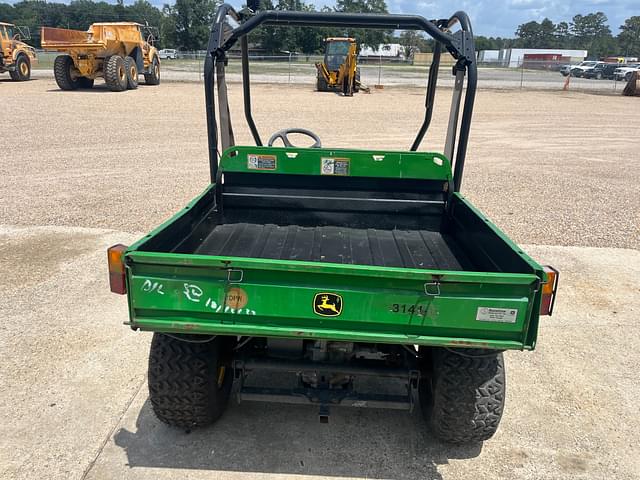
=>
[158,48,178,59]
[583,63,620,80]
[559,64,572,76]
[614,64,640,81]
[570,61,604,77]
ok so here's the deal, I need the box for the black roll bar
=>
[205,4,477,192]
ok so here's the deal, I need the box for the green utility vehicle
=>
[109,4,558,444]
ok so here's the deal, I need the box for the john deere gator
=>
[108,4,558,444]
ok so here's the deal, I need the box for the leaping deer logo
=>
[314,293,342,316]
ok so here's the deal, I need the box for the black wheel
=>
[144,56,160,85]
[342,75,353,96]
[53,55,79,90]
[124,56,138,89]
[104,55,127,92]
[9,54,30,81]
[148,333,235,429]
[419,347,505,444]
[316,75,328,92]
[595,72,603,80]
[354,69,361,92]
[625,72,632,82]
[77,77,94,89]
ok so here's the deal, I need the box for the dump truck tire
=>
[53,55,79,90]
[78,77,94,89]
[124,56,138,89]
[144,56,160,85]
[10,54,30,81]
[419,348,505,444]
[148,333,235,429]
[317,75,328,92]
[104,55,128,92]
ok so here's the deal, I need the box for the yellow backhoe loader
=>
[315,37,369,96]
[0,23,37,81]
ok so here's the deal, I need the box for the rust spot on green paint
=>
[447,340,491,349]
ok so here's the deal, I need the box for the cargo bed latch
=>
[424,282,440,296]
[227,269,244,283]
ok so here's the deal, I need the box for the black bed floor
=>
[190,223,472,271]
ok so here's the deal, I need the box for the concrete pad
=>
[0,225,147,480]
[77,244,639,480]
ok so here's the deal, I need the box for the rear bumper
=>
[132,316,528,350]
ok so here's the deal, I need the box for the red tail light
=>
[540,266,558,316]
[107,244,128,294]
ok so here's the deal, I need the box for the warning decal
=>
[476,307,518,324]
[248,154,277,170]
[321,157,350,176]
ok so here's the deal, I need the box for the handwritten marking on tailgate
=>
[476,307,518,324]
[182,282,255,315]
[183,283,203,302]
[141,279,164,295]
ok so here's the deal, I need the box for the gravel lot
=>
[1,78,638,248]
[1,78,639,480]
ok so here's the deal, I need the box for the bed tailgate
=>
[124,252,543,351]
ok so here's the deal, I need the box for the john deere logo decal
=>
[313,293,343,317]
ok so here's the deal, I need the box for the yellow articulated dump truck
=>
[0,23,37,81]
[41,22,160,92]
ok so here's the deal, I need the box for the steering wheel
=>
[268,128,322,148]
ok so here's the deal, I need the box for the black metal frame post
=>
[204,4,477,192]
[411,41,442,151]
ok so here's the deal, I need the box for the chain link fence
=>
[31,51,632,93]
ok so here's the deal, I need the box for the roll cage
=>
[204,4,477,192]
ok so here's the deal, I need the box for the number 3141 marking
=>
[391,304,427,315]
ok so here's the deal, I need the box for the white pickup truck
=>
[560,61,603,77]
[614,64,640,81]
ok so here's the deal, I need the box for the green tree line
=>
[0,0,391,50]
[1,0,638,57]
[400,13,640,59]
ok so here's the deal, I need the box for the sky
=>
[229,0,636,37]
[4,0,636,37]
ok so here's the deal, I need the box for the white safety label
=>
[321,157,350,176]
[476,307,518,324]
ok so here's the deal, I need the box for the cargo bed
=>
[191,224,471,271]
[122,147,547,351]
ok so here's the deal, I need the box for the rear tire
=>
[104,55,128,92]
[148,333,235,429]
[54,55,79,90]
[77,77,94,89]
[9,54,30,81]
[144,56,160,85]
[124,56,138,89]
[419,348,505,444]
[317,75,328,92]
